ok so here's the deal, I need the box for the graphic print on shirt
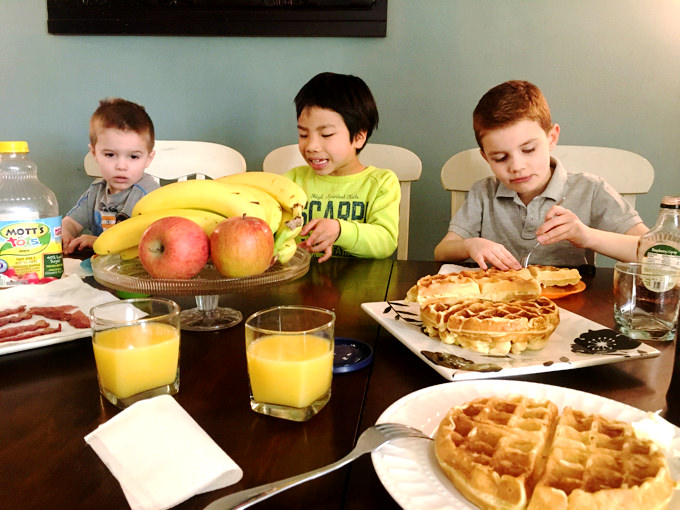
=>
[304,191,368,257]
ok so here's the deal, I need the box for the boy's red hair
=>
[473,80,552,149]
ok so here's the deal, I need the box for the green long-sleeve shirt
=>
[285,165,400,259]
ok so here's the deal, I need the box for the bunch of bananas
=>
[92,171,307,265]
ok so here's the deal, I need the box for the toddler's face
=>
[90,128,155,194]
[480,119,559,205]
[297,106,366,176]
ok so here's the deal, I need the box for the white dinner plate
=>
[362,300,659,381]
[372,380,680,510]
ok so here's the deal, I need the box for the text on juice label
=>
[0,216,63,284]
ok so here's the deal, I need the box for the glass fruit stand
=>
[92,248,311,331]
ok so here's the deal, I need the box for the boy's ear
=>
[352,130,368,150]
[145,150,156,168]
[548,123,560,150]
[479,147,489,163]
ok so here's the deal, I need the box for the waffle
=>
[527,407,674,510]
[435,395,675,510]
[421,296,559,355]
[527,266,582,288]
[435,395,559,510]
[406,269,541,307]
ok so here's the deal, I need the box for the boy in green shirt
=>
[285,72,400,263]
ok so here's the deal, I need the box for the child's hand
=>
[463,238,522,271]
[536,205,591,248]
[298,218,340,263]
[63,234,97,255]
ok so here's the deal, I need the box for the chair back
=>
[84,140,247,182]
[440,145,654,218]
[263,143,422,259]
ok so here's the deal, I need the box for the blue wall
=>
[2,0,679,262]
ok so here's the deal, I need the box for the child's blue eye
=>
[492,155,507,163]
[298,134,308,139]
[523,147,536,154]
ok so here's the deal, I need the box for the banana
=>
[217,172,307,216]
[131,179,267,222]
[232,183,283,233]
[273,210,304,254]
[119,246,139,260]
[93,208,225,255]
[275,238,297,265]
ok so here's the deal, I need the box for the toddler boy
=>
[285,72,400,263]
[434,80,647,269]
[62,98,159,254]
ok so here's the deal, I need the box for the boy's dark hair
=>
[89,98,155,151]
[294,72,379,152]
[473,80,552,149]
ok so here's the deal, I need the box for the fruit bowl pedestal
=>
[91,248,311,331]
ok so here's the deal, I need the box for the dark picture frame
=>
[47,0,387,37]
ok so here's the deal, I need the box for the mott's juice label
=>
[0,216,64,286]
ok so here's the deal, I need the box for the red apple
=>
[138,217,210,279]
[210,215,274,278]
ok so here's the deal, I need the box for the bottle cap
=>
[333,337,374,374]
[0,141,29,153]
[660,196,680,209]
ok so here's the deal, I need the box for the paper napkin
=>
[85,395,243,510]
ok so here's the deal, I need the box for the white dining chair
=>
[84,140,247,182]
[263,143,422,260]
[440,145,654,218]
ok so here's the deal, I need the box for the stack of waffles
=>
[435,395,675,510]
[406,267,564,355]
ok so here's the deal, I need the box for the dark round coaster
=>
[333,337,374,374]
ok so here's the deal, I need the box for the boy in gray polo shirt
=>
[62,98,159,254]
[434,80,647,269]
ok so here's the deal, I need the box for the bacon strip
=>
[67,310,90,329]
[28,306,90,329]
[0,324,62,344]
[0,311,33,327]
[0,305,27,318]
[0,320,50,339]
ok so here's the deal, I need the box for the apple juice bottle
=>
[0,141,63,285]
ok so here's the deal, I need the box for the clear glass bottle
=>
[0,141,63,285]
[637,196,680,268]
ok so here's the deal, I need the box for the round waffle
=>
[435,395,675,510]
[421,296,559,355]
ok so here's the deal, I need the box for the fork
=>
[203,423,432,510]
[521,196,566,268]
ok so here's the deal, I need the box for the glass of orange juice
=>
[90,298,181,409]
[245,305,335,422]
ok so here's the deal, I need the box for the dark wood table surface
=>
[1,259,676,510]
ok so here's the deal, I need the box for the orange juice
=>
[247,334,332,408]
[93,322,179,399]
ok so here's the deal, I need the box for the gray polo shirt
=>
[448,157,643,266]
[66,173,159,235]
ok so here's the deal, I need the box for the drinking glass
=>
[90,298,181,408]
[613,262,680,341]
[245,305,335,422]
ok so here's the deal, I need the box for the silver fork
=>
[203,423,432,510]
[521,196,567,268]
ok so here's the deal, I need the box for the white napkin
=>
[85,395,243,510]
[438,263,477,275]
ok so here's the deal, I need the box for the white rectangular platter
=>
[0,275,118,356]
[362,300,660,381]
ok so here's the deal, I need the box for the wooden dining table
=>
[1,258,676,510]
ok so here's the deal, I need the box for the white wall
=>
[2,0,679,261]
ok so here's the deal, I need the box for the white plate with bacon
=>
[0,275,118,355]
